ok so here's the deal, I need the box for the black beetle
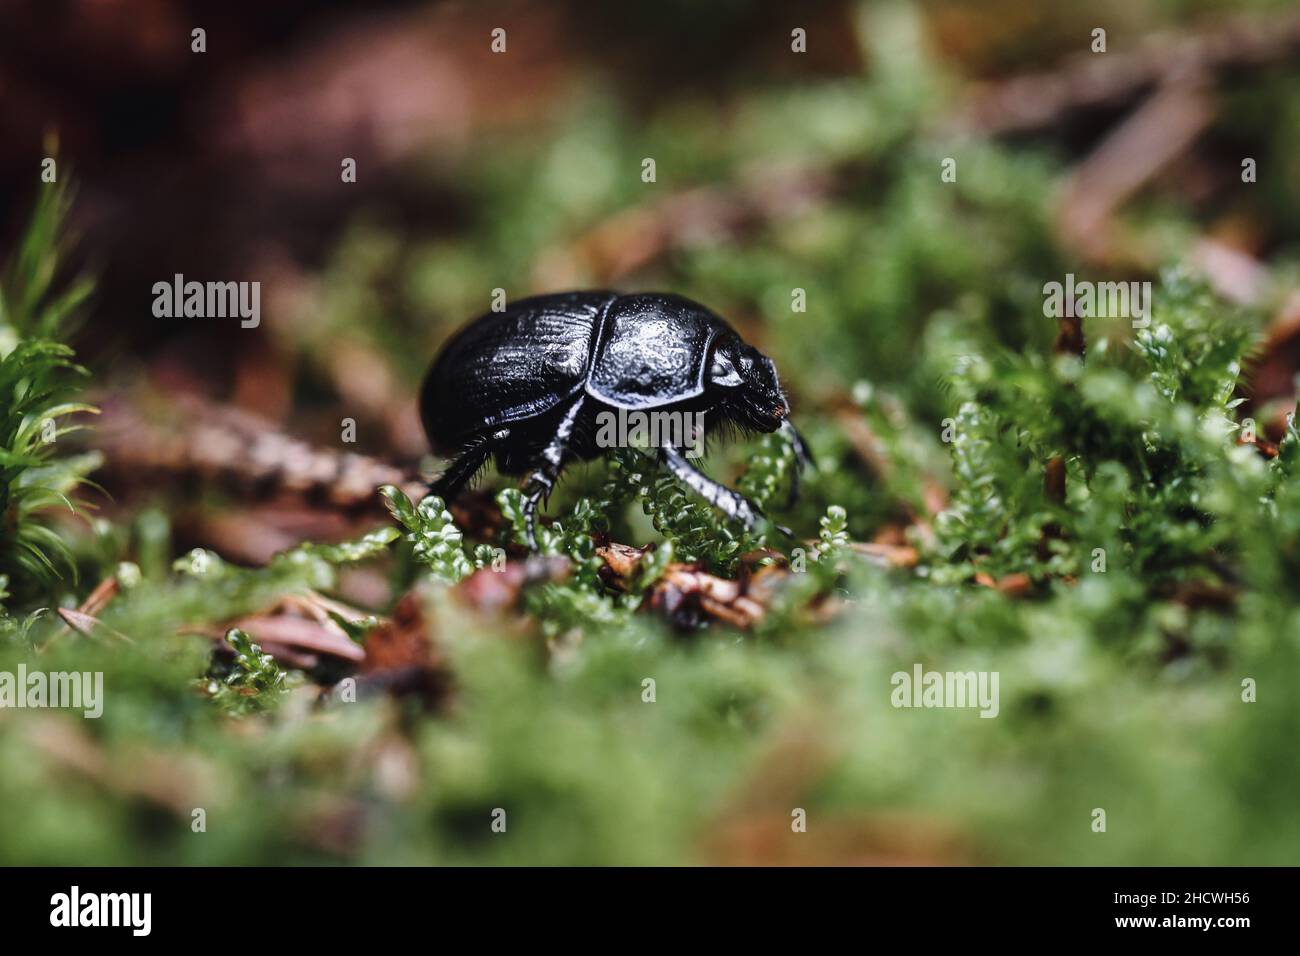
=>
[420,291,812,548]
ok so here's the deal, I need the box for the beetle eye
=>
[710,350,744,388]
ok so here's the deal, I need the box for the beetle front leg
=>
[659,446,791,538]
[521,397,585,549]
[780,420,816,507]
[431,428,509,502]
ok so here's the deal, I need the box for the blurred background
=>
[2,0,1300,866]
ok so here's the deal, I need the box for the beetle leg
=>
[659,446,793,538]
[780,420,816,507]
[521,478,551,550]
[521,397,586,549]
[431,429,508,502]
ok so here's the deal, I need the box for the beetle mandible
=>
[420,291,813,548]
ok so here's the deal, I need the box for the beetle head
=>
[709,338,789,432]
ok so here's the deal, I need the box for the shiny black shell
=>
[421,291,736,452]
